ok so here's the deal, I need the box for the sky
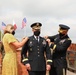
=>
[0,0,76,43]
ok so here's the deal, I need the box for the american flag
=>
[2,22,6,30]
[21,18,27,29]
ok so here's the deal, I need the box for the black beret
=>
[59,24,70,30]
[31,22,42,29]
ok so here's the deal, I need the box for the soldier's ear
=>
[32,29,34,32]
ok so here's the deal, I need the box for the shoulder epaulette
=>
[67,38,71,40]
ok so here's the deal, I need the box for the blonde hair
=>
[4,24,14,34]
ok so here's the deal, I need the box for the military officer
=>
[21,22,52,75]
[45,24,72,75]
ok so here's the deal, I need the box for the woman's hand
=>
[22,37,29,41]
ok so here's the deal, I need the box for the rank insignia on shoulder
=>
[42,40,46,45]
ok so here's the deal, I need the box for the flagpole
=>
[24,26,26,37]
[24,16,27,37]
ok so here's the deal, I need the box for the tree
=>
[0,31,1,41]
[0,31,3,41]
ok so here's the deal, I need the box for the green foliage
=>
[0,31,1,41]
[0,31,3,41]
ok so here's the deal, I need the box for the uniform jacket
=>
[48,34,71,68]
[21,35,52,71]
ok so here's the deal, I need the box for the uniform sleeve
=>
[21,40,29,65]
[50,38,72,52]
[7,34,17,44]
[45,41,52,65]
[48,34,58,42]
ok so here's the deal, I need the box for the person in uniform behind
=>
[2,24,28,75]
[21,22,52,75]
[45,24,72,75]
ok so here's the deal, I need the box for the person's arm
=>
[21,41,28,64]
[44,34,58,42]
[21,39,31,70]
[50,38,71,52]
[11,37,29,49]
[45,41,52,71]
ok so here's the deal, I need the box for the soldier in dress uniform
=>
[45,24,72,75]
[21,22,52,75]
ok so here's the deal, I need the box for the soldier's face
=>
[32,29,41,36]
[58,28,68,34]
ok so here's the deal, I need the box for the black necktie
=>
[36,36,38,42]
